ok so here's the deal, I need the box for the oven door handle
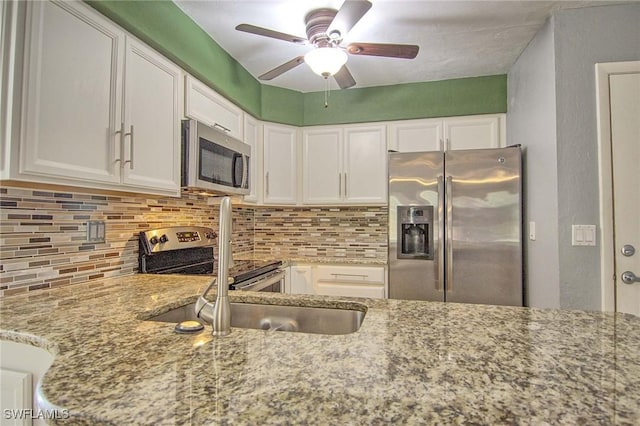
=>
[234,270,285,291]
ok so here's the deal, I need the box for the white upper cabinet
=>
[121,38,182,193]
[18,1,181,196]
[184,75,244,140]
[20,0,125,185]
[388,118,444,152]
[263,123,298,204]
[302,127,342,204]
[243,114,261,203]
[387,114,505,153]
[444,115,501,151]
[302,124,387,205]
[343,125,387,204]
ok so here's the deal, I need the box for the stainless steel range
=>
[138,226,284,292]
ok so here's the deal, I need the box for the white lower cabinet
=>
[15,0,181,196]
[0,340,54,426]
[289,265,313,294]
[288,264,386,299]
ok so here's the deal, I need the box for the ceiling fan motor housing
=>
[305,9,339,47]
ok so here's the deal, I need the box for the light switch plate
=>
[572,225,596,246]
[87,221,106,243]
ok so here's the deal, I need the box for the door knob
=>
[621,271,640,284]
[621,244,636,257]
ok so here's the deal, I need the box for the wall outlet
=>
[87,221,106,243]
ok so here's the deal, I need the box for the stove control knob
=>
[149,236,158,245]
[159,234,168,244]
[205,232,217,240]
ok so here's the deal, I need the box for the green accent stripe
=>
[85,1,507,127]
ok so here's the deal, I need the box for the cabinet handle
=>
[344,173,348,198]
[213,122,231,133]
[265,172,270,196]
[124,125,134,169]
[330,273,368,279]
[439,138,444,152]
[446,138,451,151]
[114,122,125,164]
[338,173,342,196]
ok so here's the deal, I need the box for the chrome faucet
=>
[195,196,232,336]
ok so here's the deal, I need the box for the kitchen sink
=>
[146,302,366,335]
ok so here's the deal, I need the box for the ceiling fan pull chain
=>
[324,77,330,108]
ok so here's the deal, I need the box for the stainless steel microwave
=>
[181,119,250,195]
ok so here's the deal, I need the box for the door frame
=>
[595,60,640,312]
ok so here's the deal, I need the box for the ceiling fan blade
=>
[327,0,372,39]
[235,24,307,45]
[347,42,419,59]
[334,65,356,89]
[259,56,305,80]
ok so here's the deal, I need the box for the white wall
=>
[508,3,640,310]
[553,4,640,310]
[507,19,560,309]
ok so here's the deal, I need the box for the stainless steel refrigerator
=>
[388,146,523,306]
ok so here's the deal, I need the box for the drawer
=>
[314,265,385,284]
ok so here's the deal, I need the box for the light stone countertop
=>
[0,273,639,425]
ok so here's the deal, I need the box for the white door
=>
[610,72,640,316]
[121,38,181,193]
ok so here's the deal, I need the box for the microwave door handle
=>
[231,153,242,188]
[241,155,249,190]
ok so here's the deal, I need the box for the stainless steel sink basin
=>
[147,302,366,335]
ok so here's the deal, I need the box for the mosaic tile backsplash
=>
[0,186,388,296]
[253,207,387,261]
[0,186,253,296]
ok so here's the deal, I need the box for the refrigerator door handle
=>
[446,176,454,293]
[437,175,445,293]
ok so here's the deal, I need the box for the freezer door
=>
[388,151,445,301]
[444,146,523,306]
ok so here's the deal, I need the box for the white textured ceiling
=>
[174,0,629,93]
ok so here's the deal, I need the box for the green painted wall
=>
[85,1,507,127]
[303,75,507,125]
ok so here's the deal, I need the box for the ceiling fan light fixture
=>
[304,47,348,77]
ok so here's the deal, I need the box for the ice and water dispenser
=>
[397,205,433,259]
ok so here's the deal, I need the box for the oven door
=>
[232,269,285,293]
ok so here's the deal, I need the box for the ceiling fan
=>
[235,0,419,89]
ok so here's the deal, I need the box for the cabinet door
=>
[121,37,181,195]
[343,125,387,204]
[0,368,32,426]
[263,124,298,204]
[388,119,443,152]
[184,75,244,140]
[243,115,261,203]
[302,127,342,204]
[289,265,313,295]
[20,1,124,183]
[444,115,500,151]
